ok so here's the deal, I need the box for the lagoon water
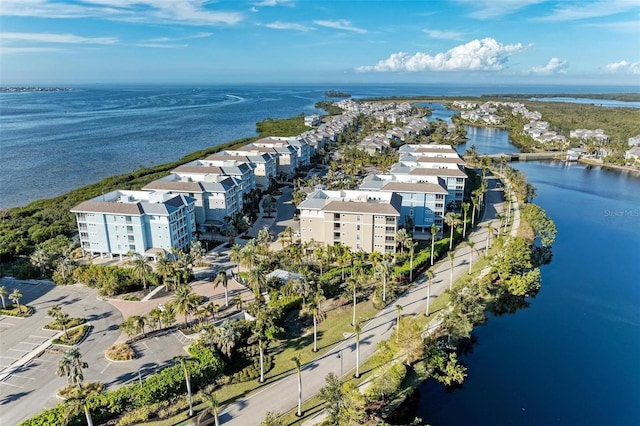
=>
[407,104,640,425]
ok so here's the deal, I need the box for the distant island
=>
[1,87,73,93]
[324,90,351,98]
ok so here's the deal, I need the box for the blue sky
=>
[1,0,639,85]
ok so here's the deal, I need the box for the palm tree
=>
[368,250,382,272]
[155,255,173,289]
[48,305,71,339]
[354,322,362,378]
[213,270,230,307]
[149,307,163,330]
[292,354,303,417]
[234,294,244,311]
[462,202,470,238]
[471,195,479,227]
[345,277,360,327]
[395,304,403,343]
[129,254,152,290]
[409,241,418,282]
[65,389,94,426]
[57,347,88,389]
[376,261,390,303]
[307,289,326,352]
[444,212,462,251]
[430,223,438,266]
[208,320,241,358]
[134,315,147,337]
[467,240,477,274]
[247,267,266,301]
[0,285,7,309]
[230,244,242,275]
[395,228,411,255]
[170,285,199,326]
[485,221,494,255]
[9,288,23,313]
[448,252,455,292]
[197,392,221,426]
[173,356,199,417]
[425,270,434,317]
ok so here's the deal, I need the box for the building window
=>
[356,225,361,231]
[356,234,360,241]
[356,215,361,222]
[409,209,413,216]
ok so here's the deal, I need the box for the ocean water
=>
[1,83,638,208]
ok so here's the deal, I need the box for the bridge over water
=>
[464,151,564,162]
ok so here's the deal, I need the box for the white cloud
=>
[536,0,639,22]
[0,47,63,54]
[1,32,118,44]
[142,32,212,43]
[455,0,545,19]
[265,21,313,32]
[530,57,568,75]
[423,28,464,40]
[135,43,188,49]
[0,0,243,26]
[604,60,640,74]
[252,0,295,6]
[356,38,528,72]
[314,19,367,34]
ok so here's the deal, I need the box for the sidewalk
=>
[220,173,512,425]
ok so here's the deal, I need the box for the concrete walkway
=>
[219,172,514,425]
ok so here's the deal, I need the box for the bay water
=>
[406,104,640,425]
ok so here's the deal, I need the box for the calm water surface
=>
[406,119,640,425]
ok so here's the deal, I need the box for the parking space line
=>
[100,362,111,374]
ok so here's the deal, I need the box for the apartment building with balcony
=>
[359,176,448,235]
[298,189,402,254]
[204,152,277,189]
[389,165,467,211]
[142,173,243,230]
[72,190,196,259]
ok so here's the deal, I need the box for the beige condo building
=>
[298,189,402,254]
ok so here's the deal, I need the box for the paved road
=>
[220,173,514,425]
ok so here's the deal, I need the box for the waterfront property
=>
[298,189,401,254]
[142,173,243,232]
[359,175,448,236]
[71,190,196,259]
[204,152,277,189]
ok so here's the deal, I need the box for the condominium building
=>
[390,165,467,211]
[72,190,196,259]
[360,176,448,235]
[226,143,299,178]
[298,189,402,254]
[172,160,256,198]
[142,173,243,230]
[204,152,277,189]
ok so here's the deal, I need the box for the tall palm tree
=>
[65,389,94,426]
[229,244,242,275]
[448,251,456,292]
[57,347,88,389]
[307,289,326,352]
[485,221,494,255]
[409,241,418,282]
[376,261,390,303]
[444,212,462,251]
[0,285,7,309]
[354,322,362,378]
[134,315,147,337]
[345,277,360,326]
[395,228,411,255]
[149,307,163,330]
[292,354,303,417]
[368,250,382,272]
[208,320,241,358]
[395,304,404,343]
[170,285,199,326]
[471,195,479,227]
[247,267,266,301]
[197,392,221,426]
[430,223,438,266]
[234,294,244,311]
[48,305,71,339]
[129,254,152,290]
[462,202,470,238]
[425,270,434,317]
[467,240,477,274]
[9,288,23,313]
[213,270,230,307]
[173,356,199,417]
[155,255,173,289]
